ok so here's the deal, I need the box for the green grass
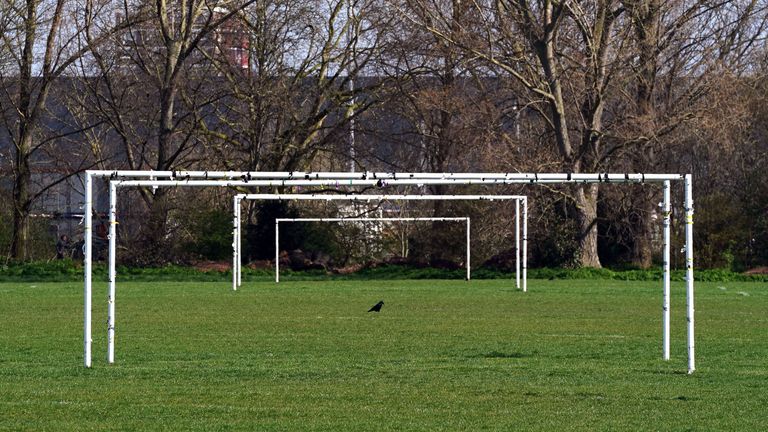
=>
[1,279,766,430]
[4,259,768,282]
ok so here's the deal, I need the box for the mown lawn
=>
[1,279,766,431]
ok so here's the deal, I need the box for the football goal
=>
[232,193,528,289]
[80,171,694,374]
[274,217,471,282]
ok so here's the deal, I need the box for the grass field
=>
[1,279,766,431]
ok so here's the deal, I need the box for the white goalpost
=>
[232,193,528,290]
[274,217,472,283]
[81,170,695,375]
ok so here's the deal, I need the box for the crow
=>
[368,300,384,312]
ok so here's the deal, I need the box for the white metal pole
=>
[662,181,671,361]
[114,175,684,188]
[466,217,471,281]
[275,217,470,222]
[242,194,522,201]
[237,199,242,287]
[90,170,684,182]
[83,173,93,368]
[236,199,239,286]
[232,196,240,287]
[522,197,528,293]
[275,220,280,283]
[684,175,695,373]
[107,182,117,363]
[515,199,521,289]
[232,196,238,291]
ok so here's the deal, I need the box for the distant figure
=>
[368,301,384,312]
[56,234,70,259]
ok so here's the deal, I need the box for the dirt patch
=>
[744,267,768,275]
[334,263,366,274]
[247,260,273,270]
[192,261,230,272]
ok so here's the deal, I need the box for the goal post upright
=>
[83,172,93,368]
[515,199,520,289]
[662,181,671,361]
[107,182,117,364]
[237,198,242,287]
[466,217,470,281]
[522,196,528,293]
[685,175,695,374]
[232,195,239,291]
[275,218,280,284]
[82,171,693,374]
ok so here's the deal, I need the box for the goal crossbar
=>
[85,170,683,182]
[82,171,694,375]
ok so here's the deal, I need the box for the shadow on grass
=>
[471,350,528,359]
[642,368,693,376]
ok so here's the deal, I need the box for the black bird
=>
[368,301,384,312]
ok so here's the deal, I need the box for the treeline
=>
[1,0,767,270]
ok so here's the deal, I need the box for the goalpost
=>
[81,171,694,374]
[232,193,528,289]
[275,217,472,283]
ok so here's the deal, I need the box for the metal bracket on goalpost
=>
[232,194,528,290]
[82,171,693,375]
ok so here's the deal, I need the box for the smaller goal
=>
[274,217,471,283]
[233,193,528,292]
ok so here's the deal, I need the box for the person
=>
[56,234,71,259]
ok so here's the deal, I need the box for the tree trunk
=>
[10,1,36,261]
[158,86,177,170]
[630,218,654,268]
[630,193,655,269]
[11,169,31,260]
[11,131,33,260]
[627,0,660,269]
[575,183,602,268]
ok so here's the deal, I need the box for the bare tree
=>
[400,0,633,267]
[75,0,262,260]
[374,1,520,261]
[0,0,138,259]
[398,0,768,268]
[195,0,397,173]
[190,0,404,246]
[611,0,768,267]
[75,0,399,261]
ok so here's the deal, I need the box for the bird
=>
[368,301,384,312]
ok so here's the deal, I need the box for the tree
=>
[77,0,260,260]
[401,0,633,267]
[0,0,137,260]
[371,1,521,260]
[194,0,403,249]
[76,0,399,261]
[399,0,768,268]
[614,0,768,267]
[194,0,396,173]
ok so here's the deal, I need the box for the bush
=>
[3,259,768,283]
[184,209,233,261]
